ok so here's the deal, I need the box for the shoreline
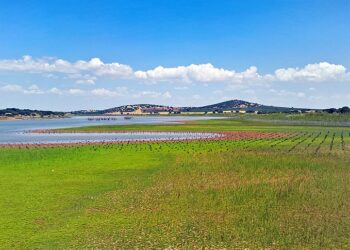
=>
[0,116,68,121]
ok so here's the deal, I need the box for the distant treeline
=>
[2,105,350,117]
[0,108,65,117]
[323,106,350,114]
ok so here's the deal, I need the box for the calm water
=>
[0,116,221,144]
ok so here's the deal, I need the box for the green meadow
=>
[1,118,350,249]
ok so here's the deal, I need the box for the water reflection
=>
[0,116,221,144]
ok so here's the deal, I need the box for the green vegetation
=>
[232,112,350,122]
[0,108,65,118]
[1,119,350,249]
[55,116,349,133]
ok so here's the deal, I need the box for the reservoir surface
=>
[0,116,221,144]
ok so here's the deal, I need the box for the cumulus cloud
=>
[68,74,97,85]
[25,85,44,94]
[91,88,114,97]
[91,86,129,97]
[74,58,133,77]
[274,62,349,82]
[135,62,350,84]
[0,84,24,92]
[0,56,133,83]
[0,83,173,101]
[134,64,260,83]
[68,88,86,96]
[132,91,172,99]
[269,89,306,98]
[0,84,44,94]
[49,87,63,95]
[0,56,349,86]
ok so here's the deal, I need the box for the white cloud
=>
[269,89,306,98]
[49,87,63,95]
[274,62,349,82]
[0,56,349,86]
[91,88,126,97]
[134,64,261,83]
[0,56,133,80]
[135,62,350,85]
[0,82,171,101]
[68,74,97,85]
[76,79,95,85]
[133,91,172,99]
[68,88,86,96]
[0,84,24,92]
[74,58,133,77]
[24,85,44,94]
[0,84,44,94]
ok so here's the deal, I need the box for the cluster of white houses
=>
[105,106,254,116]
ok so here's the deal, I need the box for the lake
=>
[0,116,221,144]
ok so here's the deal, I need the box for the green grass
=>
[53,118,348,133]
[225,112,350,122]
[1,119,350,249]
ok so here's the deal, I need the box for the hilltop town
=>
[72,99,317,116]
[1,99,349,119]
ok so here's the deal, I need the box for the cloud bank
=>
[0,56,133,84]
[0,84,172,100]
[0,56,349,85]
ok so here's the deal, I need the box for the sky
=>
[0,0,350,111]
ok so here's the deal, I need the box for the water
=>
[0,116,221,144]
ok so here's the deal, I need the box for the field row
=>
[1,130,349,156]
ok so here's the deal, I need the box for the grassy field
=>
[1,119,350,249]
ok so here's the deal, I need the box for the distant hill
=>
[71,104,179,115]
[193,99,261,110]
[0,108,65,118]
[71,99,314,115]
[182,99,308,113]
[1,99,327,117]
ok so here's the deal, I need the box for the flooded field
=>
[0,131,222,145]
[0,116,220,144]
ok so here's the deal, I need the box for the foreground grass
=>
[1,119,350,248]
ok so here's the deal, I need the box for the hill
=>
[181,99,298,113]
[0,108,65,119]
[72,99,314,115]
[2,99,329,117]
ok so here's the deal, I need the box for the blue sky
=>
[0,0,350,111]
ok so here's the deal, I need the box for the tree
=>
[324,108,337,114]
[339,106,350,113]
